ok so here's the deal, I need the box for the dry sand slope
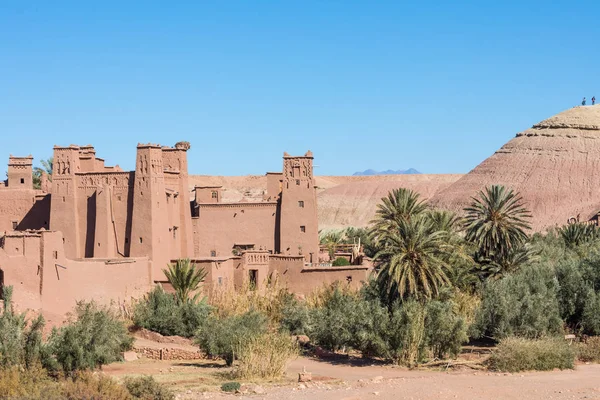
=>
[431,105,600,232]
[189,174,462,231]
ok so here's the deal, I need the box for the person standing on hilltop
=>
[593,96,596,105]
[582,97,587,106]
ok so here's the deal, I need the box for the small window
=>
[139,237,143,244]
[218,276,223,286]
[11,221,18,230]
[296,179,300,186]
[62,196,66,202]
[117,195,122,201]
[210,250,216,257]
[249,269,258,290]
[300,226,306,233]
[211,191,218,199]
[20,178,24,184]
[298,201,304,208]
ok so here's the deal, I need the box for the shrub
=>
[133,286,211,338]
[46,301,133,376]
[424,300,468,359]
[0,364,60,399]
[472,264,563,340]
[234,332,298,379]
[221,382,241,392]
[488,337,575,372]
[384,300,426,366]
[578,337,600,362]
[279,297,312,335]
[0,286,46,369]
[123,375,175,400]
[195,311,268,366]
[332,257,351,266]
[60,372,132,400]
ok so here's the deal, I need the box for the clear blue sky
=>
[1,1,598,176]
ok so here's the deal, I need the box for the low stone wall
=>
[133,346,204,361]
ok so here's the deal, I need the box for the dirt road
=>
[209,358,600,400]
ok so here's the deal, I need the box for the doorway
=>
[248,269,258,290]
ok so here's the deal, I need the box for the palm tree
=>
[374,217,450,302]
[370,188,427,246]
[33,157,53,189]
[558,223,600,247]
[163,259,208,304]
[319,230,344,260]
[464,185,532,263]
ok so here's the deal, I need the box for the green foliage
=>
[370,188,427,240]
[46,301,133,376]
[0,286,46,369]
[332,257,351,266]
[123,375,175,400]
[195,311,268,366]
[279,297,312,335]
[488,337,575,372]
[221,382,241,392]
[374,216,450,301]
[424,300,468,359]
[32,157,53,189]
[306,286,467,365]
[464,185,532,274]
[133,285,211,338]
[163,259,208,304]
[558,223,600,247]
[472,264,563,340]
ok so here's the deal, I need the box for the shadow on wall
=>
[17,195,50,231]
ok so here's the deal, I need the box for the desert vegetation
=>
[5,183,600,398]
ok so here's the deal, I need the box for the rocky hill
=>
[431,105,600,231]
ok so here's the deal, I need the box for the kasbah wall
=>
[0,143,371,323]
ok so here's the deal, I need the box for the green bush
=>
[221,382,241,392]
[0,286,47,369]
[0,364,61,399]
[424,300,468,359]
[488,337,575,372]
[332,257,351,266]
[279,297,312,335]
[123,375,174,400]
[133,286,211,338]
[195,311,268,366]
[472,264,563,340]
[577,337,600,362]
[46,301,133,376]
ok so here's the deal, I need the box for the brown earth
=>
[105,353,600,400]
[431,105,600,232]
[190,174,463,231]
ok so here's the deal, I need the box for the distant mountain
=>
[353,168,421,176]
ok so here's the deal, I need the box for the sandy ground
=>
[104,355,600,400]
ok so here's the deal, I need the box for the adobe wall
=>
[269,255,371,294]
[0,190,44,232]
[0,231,153,325]
[192,202,277,257]
[190,258,238,293]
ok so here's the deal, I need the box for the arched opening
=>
[0,269,4,300]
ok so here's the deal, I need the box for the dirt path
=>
[208,359,600,400]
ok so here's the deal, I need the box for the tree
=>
[374,217,450,302]
[32,157,53,190]
[464,185,532,264]
[163,259,208,304]
[370,188,427,246]
[319,230,344,260]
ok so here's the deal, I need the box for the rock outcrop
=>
[431,105,600,231]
